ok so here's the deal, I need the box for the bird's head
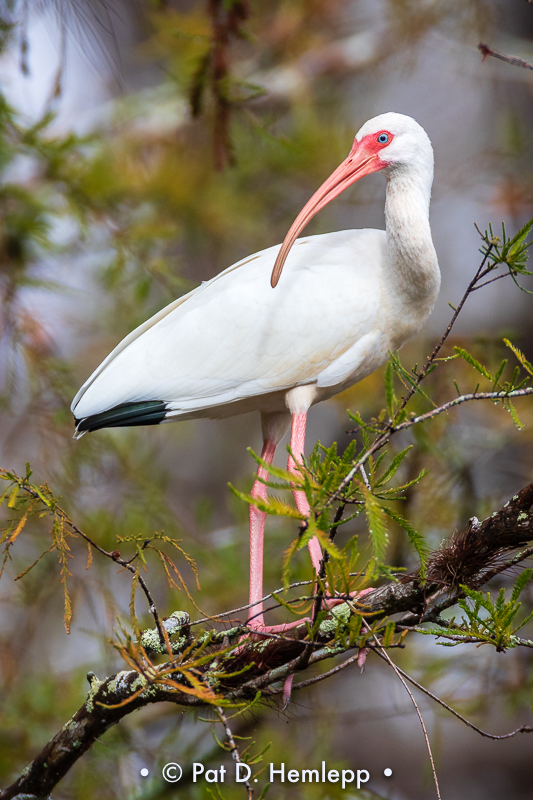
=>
[354,112,433,178]
[271,112,433,287]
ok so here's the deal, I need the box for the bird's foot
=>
[281,673,295,710]
[245,617,312,640]
[235,616,311,656]
[322,586,374,610]
[357,647,369,672]
[276,595,373,710]
[240,595,373,709]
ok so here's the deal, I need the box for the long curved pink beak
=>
[270,142,384,287]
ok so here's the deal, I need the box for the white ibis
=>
[72,112,440,635]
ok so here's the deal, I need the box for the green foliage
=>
[478,219,533,292]
[504,338,533,377]
[235,435,429,593]
[0,464,75,631]
[119,529,200,606]
[425,572,533,651]
[381,507,430,581]
[450,338,533,429]
[454,346,495,382]
[361,484,389,561]
[0,464,198,633]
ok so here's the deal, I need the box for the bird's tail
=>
[73,400,168,439]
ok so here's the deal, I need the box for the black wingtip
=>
[74,400,168,436]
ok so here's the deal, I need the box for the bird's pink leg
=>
[287,412,323,572]
[248,437,310,634]
[287,412,374,609]
[248,438,276,630]
[247,413,370,705]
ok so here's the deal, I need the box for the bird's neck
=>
[384,168,440,309]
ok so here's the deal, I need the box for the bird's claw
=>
[281,674,295,709]
[357,647,369,672]
[322,586,374,610]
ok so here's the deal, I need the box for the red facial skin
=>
[358,130,395,159]
[270,130,394,287]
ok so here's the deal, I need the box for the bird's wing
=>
[72,229,387,419]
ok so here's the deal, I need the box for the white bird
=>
[72,112,440,635]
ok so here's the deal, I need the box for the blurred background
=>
[0,1,533,798]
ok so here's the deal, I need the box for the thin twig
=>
[190,579,318,626]
[312,502,346,624]
[471,272,510,291]
[396,245,495,412]
[365,624,441,800]
[216,706,254,799]
[475,544,533,586]
[270,651,362,692]
[479,42,533,72]
[188,571,369,628]
[2,475,168,648]
[391,388,533,431]
[372,649,533,740]
[359,464,371,489]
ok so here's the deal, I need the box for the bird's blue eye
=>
[377,133,389,144]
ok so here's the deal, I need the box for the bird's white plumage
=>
[72,229,392,420]
[72,112,440,429]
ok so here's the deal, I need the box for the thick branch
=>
[0,671,200,800]
[361,482,533,620]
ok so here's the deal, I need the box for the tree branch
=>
[0,671,200,800]
[364,623,441,800]
[0,471,169,647]
[216,706,254,799]
[372,649,533,740]
[478,42,533,72]
[391,387,533,431]
[4,483,533,799]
